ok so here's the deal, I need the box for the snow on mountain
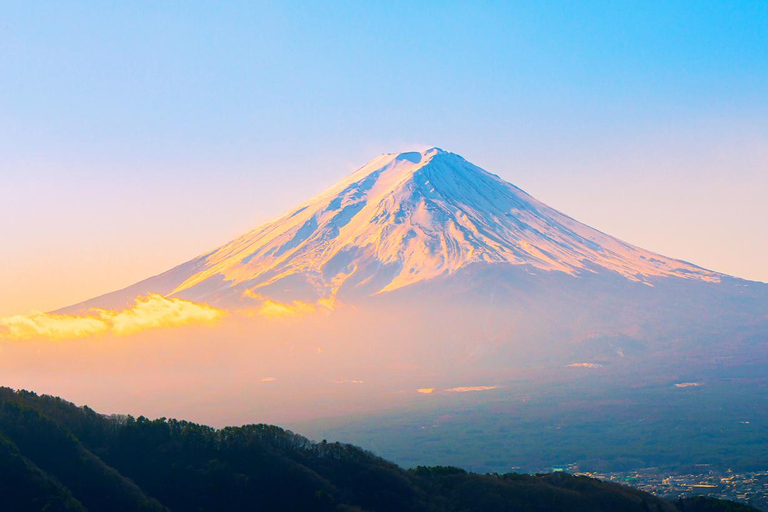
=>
[63,147,721,311]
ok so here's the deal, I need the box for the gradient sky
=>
[1,1,766,316]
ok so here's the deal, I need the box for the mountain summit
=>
[68,147,722,311]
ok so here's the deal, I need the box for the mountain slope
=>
[0,432,87,512]
[0,398,167,512]
[63,147,723,311]
[0,388,757,512]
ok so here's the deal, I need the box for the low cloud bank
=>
[0,294,225,340]
[0,292,340,340]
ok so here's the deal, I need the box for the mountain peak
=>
[373,147,463,172]
[341,147,486,196]
[386,146,445,158]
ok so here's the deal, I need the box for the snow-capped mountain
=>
[65,147,725,311]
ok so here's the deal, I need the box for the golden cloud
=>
[0,294,225,340]
[0,311,107,340]
[241,290,335,318]
[257,299,316,318]
[444,385,500,393]
[565,362,603,369]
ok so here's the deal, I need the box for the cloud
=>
[444,386,501,393]
[1,288,340,341]
[0,311,108,339]
[565,362,603,368]
[674,382,702,388]
[0,294,225,340]
[257,299,317,318]
[241,290,334,318]
[416,386,501,394]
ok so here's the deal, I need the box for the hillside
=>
[0,387,757,512]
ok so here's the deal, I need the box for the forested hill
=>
[0,388,756,512]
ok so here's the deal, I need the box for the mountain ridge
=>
[0,387,758,512]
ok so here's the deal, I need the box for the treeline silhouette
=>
[0,388,757,512]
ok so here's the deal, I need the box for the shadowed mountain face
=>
[0,388,758,512]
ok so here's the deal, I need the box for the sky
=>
[1,1,766,317]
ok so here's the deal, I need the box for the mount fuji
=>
[61,147,766,374]
[65,148,733,308]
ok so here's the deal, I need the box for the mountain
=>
[57,147,767,378]
[0,387,758,512]
[63,147,726,311]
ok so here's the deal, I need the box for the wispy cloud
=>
[674,382,702,388]
[444,386,501,393]
[0,289,341,341]
[257,299,317,318]
[241,290,335,318]
[565,362,603,369]
[0,294,225,340]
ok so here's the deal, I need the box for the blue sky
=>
[1,1,767,314]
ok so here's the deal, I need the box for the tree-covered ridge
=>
[0,388,757,512]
